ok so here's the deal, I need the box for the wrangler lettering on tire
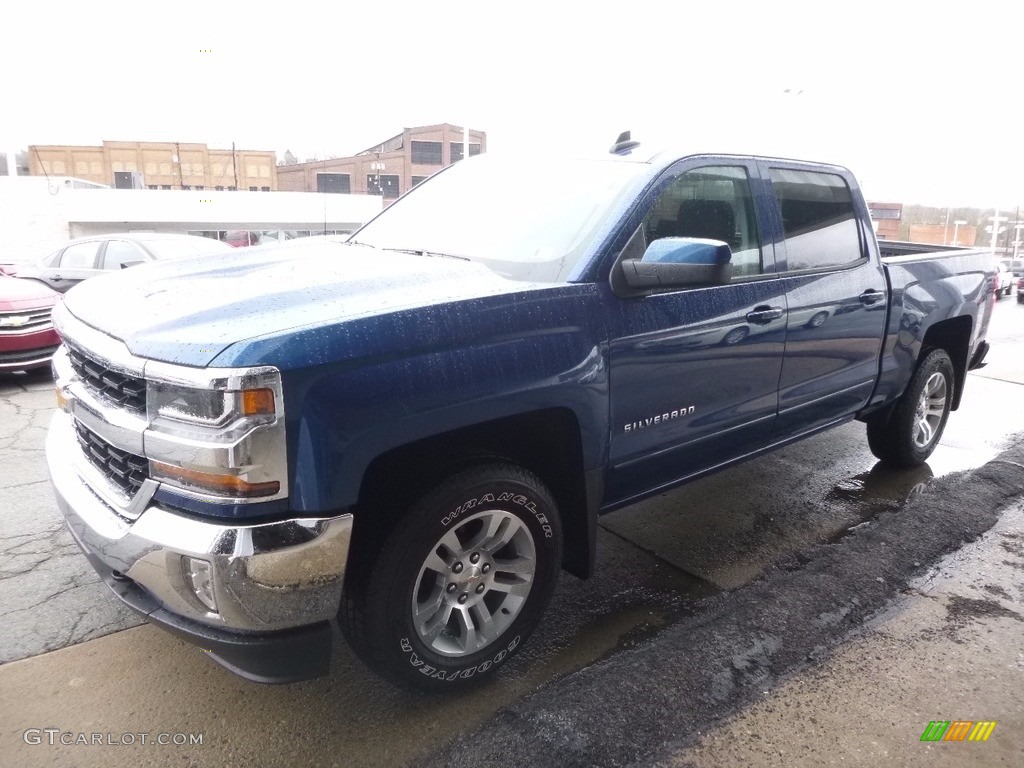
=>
[340,463,561,690]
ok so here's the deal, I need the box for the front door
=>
[604,160,786,506]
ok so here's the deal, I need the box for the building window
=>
[227,186,237,191]
[869,208,901,220]
[194,185,204,190]
[261,186,270,192]
[148,185,158,190]
[367,174,400,198]
[411,176,428,187]
[215,185,224,191]
[317,173,351,193]
[161,184,172,190]
[411,141,443,165]
[249,186,258,191]
[449,143,481,163]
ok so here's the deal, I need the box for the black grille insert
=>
[67,346,146,413]
[74,419,148,498]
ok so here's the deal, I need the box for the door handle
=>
[859,289,885,305]
[50,275,62,281]
[746,306,784,324]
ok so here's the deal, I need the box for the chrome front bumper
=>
[47,410,353,634]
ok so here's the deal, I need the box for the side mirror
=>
[621,237,732,290]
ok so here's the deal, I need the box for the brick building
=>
[276,123,485,201]
[908,224,977,247]
[28,141,278,191]
[867,201,902,240]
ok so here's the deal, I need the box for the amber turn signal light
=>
[241,388,275,416]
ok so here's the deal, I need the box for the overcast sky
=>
[3,0,1022,208]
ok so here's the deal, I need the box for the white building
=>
[0,177,382,261]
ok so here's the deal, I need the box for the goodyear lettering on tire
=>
[399,636,522,680]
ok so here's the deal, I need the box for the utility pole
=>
[5,147,18,176]
[988,210,1007,254]
[953,220,967,246]
[232,142,239,190]
[943,208,951,245]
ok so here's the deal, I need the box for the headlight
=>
[147,382,276,435]
[144,365,288,503]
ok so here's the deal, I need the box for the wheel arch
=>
[354,407,598,579]
[920,315,972,410]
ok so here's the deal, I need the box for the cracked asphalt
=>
[0,298,1021,767]
[0,372,141,664]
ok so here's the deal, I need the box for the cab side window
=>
[769,169,862,271]
[643,166,762,277]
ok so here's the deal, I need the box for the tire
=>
[339,463,562,690]
[866,348,954,468]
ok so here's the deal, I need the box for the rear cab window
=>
[768,168,863,272]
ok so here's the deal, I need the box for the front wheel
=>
[866,349,954,468]
[339,463,562,690]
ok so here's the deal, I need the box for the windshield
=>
[352,154,649,283]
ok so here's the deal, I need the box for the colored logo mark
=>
[920,721,996,742]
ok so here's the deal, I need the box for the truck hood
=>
[62,242,534,367]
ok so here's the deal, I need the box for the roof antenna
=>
[609,130,640,155]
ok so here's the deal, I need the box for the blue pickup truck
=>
[46,141,995,689]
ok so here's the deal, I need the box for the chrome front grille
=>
[0,308,53,333]
[67,345,147,413]
[74,419,149,498]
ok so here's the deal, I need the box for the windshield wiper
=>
[380,247,470,262]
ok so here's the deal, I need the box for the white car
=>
[996,261,1014,298]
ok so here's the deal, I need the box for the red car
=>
[0,276,61,373]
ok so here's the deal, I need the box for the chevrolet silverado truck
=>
[47,142,995,689]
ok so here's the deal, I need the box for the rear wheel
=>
[867,349,954,468]
[339,463,562,690]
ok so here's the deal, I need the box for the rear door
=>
[760,162,887,442]
[604,159,787,505]
[45,241,103,291]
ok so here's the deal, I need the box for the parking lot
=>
[1,297,1023,767]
